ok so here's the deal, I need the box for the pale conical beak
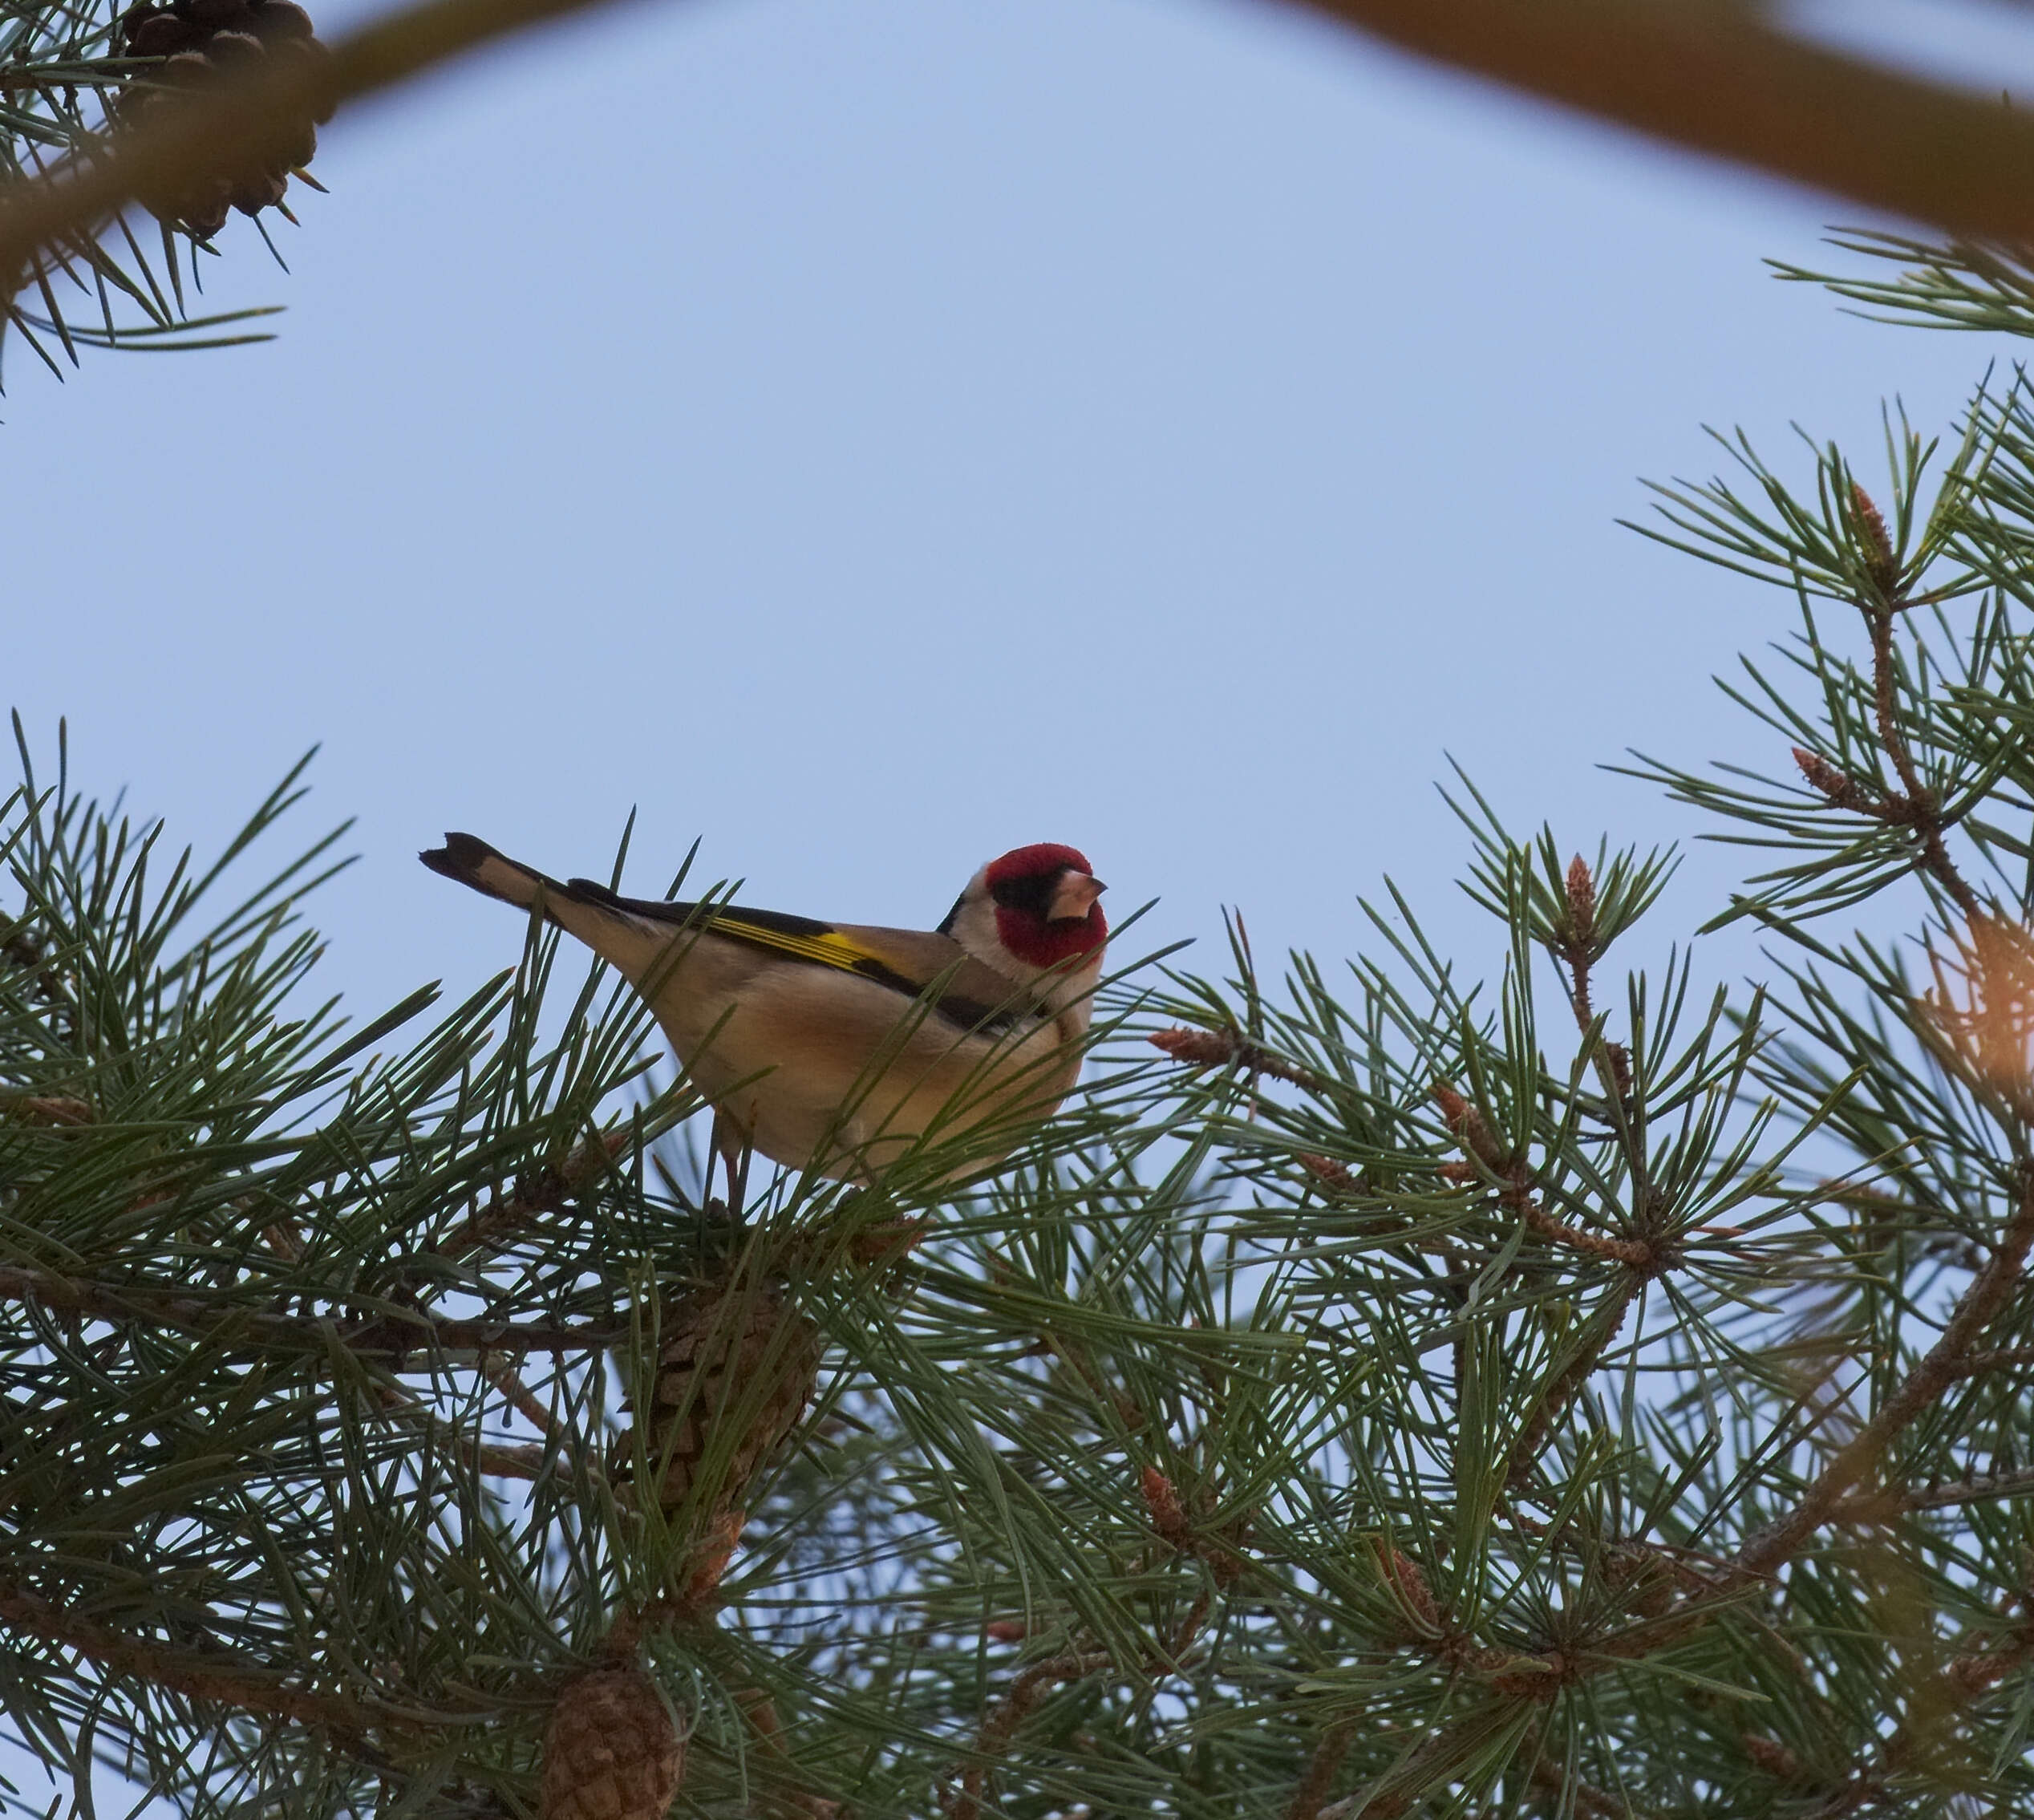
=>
[1048,871,1106,922]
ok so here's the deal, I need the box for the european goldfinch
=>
[420,834,1108,1184]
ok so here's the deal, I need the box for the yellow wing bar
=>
[704,914,889,979]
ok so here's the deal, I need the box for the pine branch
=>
[427,1129,630,1263]
[1149,1023,1336,1096]
[0,1578,387,1735]
[1521,1202,1656,1271]
[1856,552,1984,920]
[0,1262,630,1360]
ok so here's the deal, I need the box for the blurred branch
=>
[1740,1172,2034,1575]
[1797,1589,2034,1818]
[0,0,650,291]
[1830,1463,2034,1519]
[1279,0,2034,242]
[18,0,2034,315]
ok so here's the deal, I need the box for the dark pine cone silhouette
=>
[112,0,333,237]
[541,1664,684,1820]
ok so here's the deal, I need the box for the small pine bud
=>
[1604,1040,1635,1101]
[541,1664,683,1820]
[1564,853,1596,946]
[1432,1083,1504,1168]
[1850,482,1900,591]
[1606,1548,1675,1619]
[1296,1152,1357,1194]
[1149,1026,1239,1068]
[1141,1466,1189,1544]
[983,1619,1028,1642]
[1742,1733,1804,1781]
[1369,1540,1440,1633]
[1791,746,1870,812]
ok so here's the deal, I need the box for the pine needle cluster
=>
[10,239,2034,1818]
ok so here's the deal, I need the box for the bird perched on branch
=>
[420,834,1108,1187]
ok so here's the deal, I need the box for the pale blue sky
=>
[9,0,2032,1030]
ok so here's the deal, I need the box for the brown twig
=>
[370,1380,585,1488]
[735,1688,840,1818]
[942,1648,1112,1820]
[1951,1345,2034,1377]
[1526,1749,1627,1819]
[1739,1173,2034,1576]
[479,1354,562,1440]
[1522,1202,1656,1271]
[1285,1720,1355,1820]
[0,1578,387,1734]
[1504,1277,1646,1493]
[465,1440,549,1481]
[1149,1025,1335,1096]
[4,1092,93,1125]
[429,1130,630,1263]
[1278,0,2034,244]
[0,1263,628,1360]
[1862,606,1976,927]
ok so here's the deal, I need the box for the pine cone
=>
[112,0,330,232]
[541,1664,684,1820]
[618,1282,820,1520]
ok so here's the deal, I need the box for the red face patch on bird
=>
[984,844,1108,970]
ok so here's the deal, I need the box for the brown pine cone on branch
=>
[615,1280,821,1524]
[541,1664,684,1820]
[111,0,332,235]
